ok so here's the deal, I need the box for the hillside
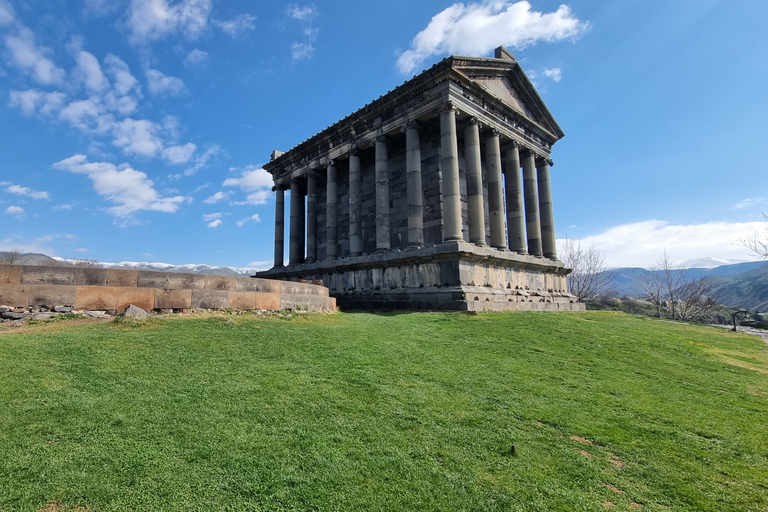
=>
[709,264,768,311]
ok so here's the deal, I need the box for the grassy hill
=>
[1,312,766,511]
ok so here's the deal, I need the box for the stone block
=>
[29,285,76,307]
[227,291,257,311]
[138,271,204,290]
[0,265,22,285]
[75,286,118,310]
[154,289,192,309]
[75,267,108,286]
[117,288,155,311]
[204,275,236,291]
[235,277,281,293]
[107,269,138,287]
[22,266,75,286]
[0,284,30,307]
[254,293,281,311]
[191,289,229,309]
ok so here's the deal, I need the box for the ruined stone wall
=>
[0,265,336,312]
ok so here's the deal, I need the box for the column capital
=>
[440,101,459,115]
[350,147,359,157]
[305,169,319,180]
[486,127,501,138]
[326,159,336,169]
[403,120,421,132]
[468,116,482,128]
[376,135,388,144]
[521,148,538,159]
[536,157,554,167]
[272,184,286,192]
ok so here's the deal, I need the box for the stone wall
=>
[0,265,336,312]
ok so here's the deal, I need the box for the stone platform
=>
[256,241,583,312]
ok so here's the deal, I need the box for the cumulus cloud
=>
[224,165,273,205]
[126,0,213,44]
[6,183,49,199]
[9,89,65,116]
[236,214,260,227]
[162,142,196,164]
[53,154,190,217]
[4,26,66,84]
[396,1,587,74]
[215,13,256,36]
[73,50,109,93]
[4,205,25,217]
[0,0,15,25]
[288,4,317,61]
[564,219,766,268]
[111,118,164,157]
[146,68,186,96]
[207,218,223,228]
[184,48,208,66]
[543,67,562,82]
[203,191,231,204]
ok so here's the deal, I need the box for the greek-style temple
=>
[255,47,582,311]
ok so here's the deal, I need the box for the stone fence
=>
[0,265,336,312]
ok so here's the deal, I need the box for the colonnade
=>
[273,104,558,267]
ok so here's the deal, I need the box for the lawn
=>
[0,311,766,511]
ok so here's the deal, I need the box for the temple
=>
[255,47,583,312]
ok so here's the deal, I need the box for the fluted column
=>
[326,161,338,259]
[465,118,486,246]
[440,103,462,242]
[485,129,506,250]
[375,136,390,252]
[348,149,362,256]
[306,172,317,262]
[537,158,557,259]
[522,150,542,257]
[405,121,424,247]
[289,178,305,264]
[273,185,285,267]
[504,142,526,254]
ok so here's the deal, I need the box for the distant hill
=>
[0,252,266,277]
[708,264,768,311]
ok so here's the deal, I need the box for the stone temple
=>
[255,47,583,312]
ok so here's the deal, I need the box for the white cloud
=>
[54,202,75,210]
[202,211,224,222]
[4,26,66,84]
[246,259,272,269]
[111,118,164,157]
[0,0,15,26]
[396,1,587,74]
[734,197,766,210]
[203,191,231,204]
[224,165,273,205]
[6,183,49,199]
[215,13,256,36]
[543,67,562,82]
[288,5,317,23]
[565,219,766,268]
[184,48,208,66]
[236,214,260,227]
[74,50,109,93]
[126,0,213,44]
[291,42,314,61]
[207,218,223,228]
[9,89,65,116]
[103,54,141,97]
[162,142,196,164]
[0,233,76,255]
[59,97,112,132]
[53,154,190,217]
[146,68,186,96]
[4,205,25,216]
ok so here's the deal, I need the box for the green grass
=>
[1,311,767,511]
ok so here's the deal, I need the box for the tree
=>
[0,249,28,265]
[559,237,616,302]
[740,213,768,258]
[634,252,717,322]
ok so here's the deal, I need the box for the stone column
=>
[348,149,362,256]
[465,118,486,246]
[485,129,506,250]
[440,102,462,242]
[522,150,542,257]
[306,172,317,263]
[504,143,526,254]
[289,178,305,265]
[375,136,390,252]
[537,158,557,259]
[273,185,285,267]
[326,161,338,259]
[405,121,424,247]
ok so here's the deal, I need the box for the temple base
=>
[254,241,584,312]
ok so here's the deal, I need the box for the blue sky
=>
[1,0,767,268]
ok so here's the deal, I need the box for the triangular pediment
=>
[452,58,565,140]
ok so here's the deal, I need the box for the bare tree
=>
[73,259,102,268]
[740,213,768,258]
[634,252,717,321]
[560,237,616,302]
[0,249,28,265]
